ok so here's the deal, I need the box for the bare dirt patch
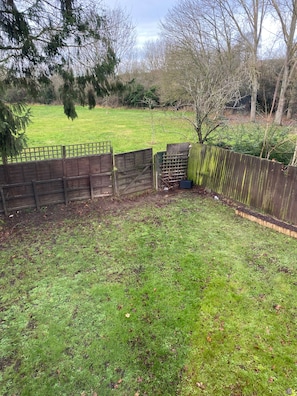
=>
[0,188,201,243]
[1,186,296,244]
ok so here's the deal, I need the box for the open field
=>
[24,105,296,165]
[25,105,195,153]
[1,190,297,395]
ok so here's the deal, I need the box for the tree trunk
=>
[250,73,258,122]
[274,63,289,125]
[286,65,297,120]
[287,92,293,120]
[195,107,204,144]
[196,123,203,144]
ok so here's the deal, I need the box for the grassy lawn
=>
[25,105,195,153]
[1,191,297,395]
[25,106,294,163]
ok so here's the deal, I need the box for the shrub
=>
[212,124,295,165]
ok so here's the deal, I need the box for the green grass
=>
[1,192,297,395]
[25,105,195,153]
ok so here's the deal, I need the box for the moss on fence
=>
[188,144,297,225]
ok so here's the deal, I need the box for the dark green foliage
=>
[4,81,56,105]
[233,125,294,164]
[36,84,56,105]
[62,96,78,120]
[61,0,74,20]
[0,102,30,162]
[59,69,78,119]
[121,81,160,108]
[212,124,295,165]
[87,89,96,109]
[0,0,120,151]
[260,138,294,164]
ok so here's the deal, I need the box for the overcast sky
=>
[105,0,178,47]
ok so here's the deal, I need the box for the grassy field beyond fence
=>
[1,192,297,395]
[25,105,195,153]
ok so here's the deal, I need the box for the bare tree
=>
[161,0,245,143]
[141,40,167,73]
[215,0,268,122]
[103,5,136,74]
[269,0,297,125]
[66,2,136,105]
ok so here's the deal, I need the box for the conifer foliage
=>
[0,0,118,159]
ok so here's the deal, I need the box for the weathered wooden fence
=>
[0,155,113,214]
[4,139,297,227]
[114,149,153,195]
[0,143,154,214]
[188,144,297,225]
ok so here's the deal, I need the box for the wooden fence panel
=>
[283,168,297,221]
[188,144,297,225]
[114,149,153,195]
[1,182,36,213]
[0,154,113,214]
[64,156,113,199]
[0,147,156,214]
[35,179,65,207]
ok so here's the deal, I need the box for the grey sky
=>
[105,0,178,46]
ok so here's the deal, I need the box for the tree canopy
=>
[0,0,120,159]
[0,0,121,113]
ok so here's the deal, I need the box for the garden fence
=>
[0,143,154,215]
[188,144,297,225]
[4,141,297,227]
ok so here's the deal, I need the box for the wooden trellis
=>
[155,143,190,189]
[160,153,189,188]
[1,142,112,164]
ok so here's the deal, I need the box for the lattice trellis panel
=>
[160,153,189,188]
[2,142,112,164]
[65,142,112,158]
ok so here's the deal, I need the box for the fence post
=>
[89,175,94,199]
[0,187,8,216]
[112,149,119,196]
[32,181,40,210]
[63,177,68,204]
[154,151,165,191]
